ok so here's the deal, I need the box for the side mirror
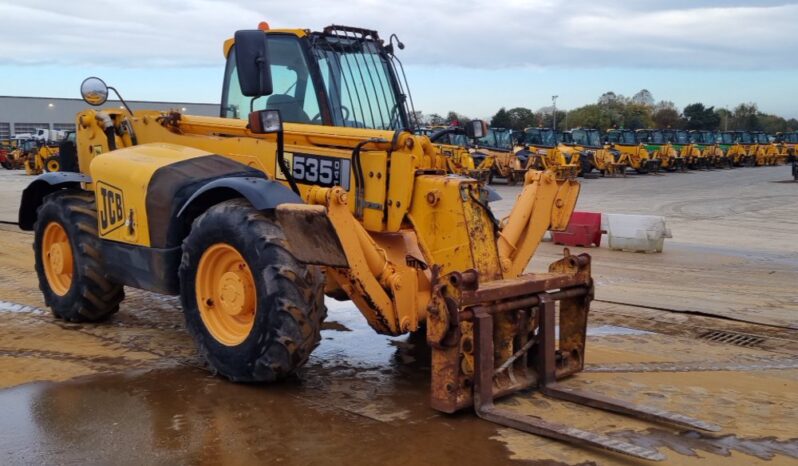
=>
[234,30,273,97]
[80,77,109,106]
[465,120,489,140]
[248,109,282,134]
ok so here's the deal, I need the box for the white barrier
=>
[602,214,672,253]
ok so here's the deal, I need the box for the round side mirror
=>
[80,77,109,106]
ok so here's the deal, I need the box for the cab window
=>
[222,35,321,125]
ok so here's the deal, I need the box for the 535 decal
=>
[276,153,351,190]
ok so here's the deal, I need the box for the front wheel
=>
[179,199,326,382]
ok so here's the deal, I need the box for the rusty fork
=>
[472,293,720,462]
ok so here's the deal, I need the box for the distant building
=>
[0,96,220,139]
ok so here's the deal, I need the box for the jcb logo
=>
[97,182,125,235]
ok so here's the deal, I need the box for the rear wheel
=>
[179,199,326,382]
[43,156,61,173]
[34,191,124,322]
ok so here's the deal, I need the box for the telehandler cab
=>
[19,24,717,461]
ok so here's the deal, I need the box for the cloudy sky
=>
[1,0,796,117]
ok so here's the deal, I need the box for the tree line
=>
[417,89,798,134]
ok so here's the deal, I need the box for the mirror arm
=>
[107,86,134,116]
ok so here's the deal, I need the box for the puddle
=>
[0,300,46,315]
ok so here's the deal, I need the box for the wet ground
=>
[1,166,797,465]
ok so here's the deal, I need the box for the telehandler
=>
[690,131,730,168]
[663,129,707,170]
[604,129,660,174]
[751,131,781,166]
[470,127,525,184]
[724,131,757,167]
[426,126,493,183]
[517,127,579,178]
[634,129,684,172]
[776,131,798,163]
[569,128,626,176]
[19,24,716,461]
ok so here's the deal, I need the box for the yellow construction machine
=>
[19,24,717,461]
[15,139,61,175]
[605,129,661,174]
[751,131,782,166]
[427,126,493,183]
[472,127,525,184]
[776,131,798,163]
[663,129,708,170]
[516,127,579,178]
[568,128,626,176]
[690,131,730,168]
[723,131,757,167]
[634,129,684,172]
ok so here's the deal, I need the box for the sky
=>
[1,0,796,118]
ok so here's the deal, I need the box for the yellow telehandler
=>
[473,127,526,185]
[517,127,579,178]
[426,126,493,183]
[604,129,661,174]
[568,128,626,176]
[634,129,685,172]
[690,131,730,168]
[18,24,716,461]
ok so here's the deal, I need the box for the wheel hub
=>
[196,243,257,346]
[41,222,73,296]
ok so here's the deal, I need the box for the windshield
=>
[478,129,514,150]
[311,33,405,129]
[738,132,753,144]
[617,130,636,145]
[572,129,601,147]
[675,131,690,144]
[788,133,798,143]
[650,130,666,144]
[222,32,407,130]
[523,128,557,147]
[755,133,769,144]
[720,133,734,144]
[559,131,573,145]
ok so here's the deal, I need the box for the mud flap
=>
[275,204,349,268]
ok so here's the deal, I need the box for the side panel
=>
[90,144,252,247]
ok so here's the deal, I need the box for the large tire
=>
[33,191,124,322]
[179,199,326,382]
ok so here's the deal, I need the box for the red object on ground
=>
[552,211,603,248]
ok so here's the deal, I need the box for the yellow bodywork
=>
[75,106,579,338]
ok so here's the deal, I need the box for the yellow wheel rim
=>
[196,243,257,346]
[42,222,73,296]
[46,160,59,172]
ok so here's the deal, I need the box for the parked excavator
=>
[18,23,718,461]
